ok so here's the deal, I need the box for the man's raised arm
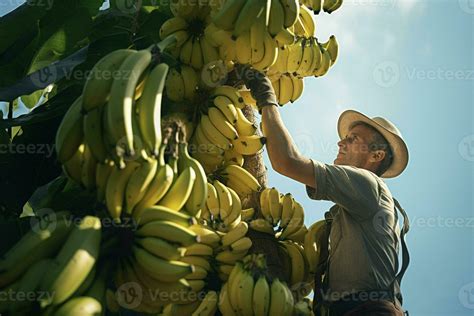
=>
[236,65,316,189]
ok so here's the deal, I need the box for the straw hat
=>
[337,110,409,178]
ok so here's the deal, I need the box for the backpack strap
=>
[392,198,410,307]
[313,211,333,316]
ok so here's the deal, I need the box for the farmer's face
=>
[334,125,374,168]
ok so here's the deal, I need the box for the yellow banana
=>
[125,158,158,213]
[105,161,140,223]
[268,187,282,225]
[159,166,196,211]
[55,96,84,163]
[252,275,271,316]
[207,107,239,140]
[106,49,152,157]
[235,31,252,64]
[249,218,274,234]
[137,220,199,246]
[135,237,185,261]
[232,134,266,155]
[213,179,233,219]
[222,164,261,192]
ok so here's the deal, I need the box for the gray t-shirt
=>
[306,160,401,303]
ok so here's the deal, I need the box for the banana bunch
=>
[114,259,199,313]
[220,164,262,197]
[253,188,306,242]
[279,240,311,290]
[219,255,295,315]
[190,86,263,173]
[201,180,242,229]
[0,212,73,290]
[160,16,222,71]
[216,221,252,281]
[271,73,305,105]
[57,44,173,177]
[303,219,326,275]
[164,65,200,102]
[39,216,102,307]
[301,0,343,14]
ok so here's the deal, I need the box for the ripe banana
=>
[106,49,152,157]
[232,134,266,155]
[136,63,168,156]
[290,75,304,102]
[159,166,196,211]
[281,0,300,28]
[125,158,158,213]
[280,201,305,239]
[40,216,101,307]
[105,161,139,222]
[212,85,245,109]
[0,213,72,288]
[160,16,188,39]
[213,179,233,219]
[234,269,254,315]
[135,237,185,261]
[213,95,238,124]
[200,114,233,150]
[223,187,242,227]
[280,193,294,228]
[55,96,84,163]
[83,106,107,163]
[222,164,261,192]
[259,188,272,222]
[192,291,218,315]
[249,218,274,234]
[252,275,271,316]
[216,250,246,265]
[53,296,102,316]
[268,0,286,37]
[235,107,257,136]
[235,31,252,64]
[206,182,220,218]
[213,0,247,31]
[221,221,248,247]
[321,35,339,65]
[82,49,134,112]
[133,246,193,283]
[189,224,221,248]
[165,67,186,101]
[218,282,236,316]
[304,219,326,274]
[137,220,199,246]
[241,207,256,221]
[230,237,252,252]
[253,31,279,71]
[208,107,239,140]
[268,187,282,225]
[132,163,175,218]
[178,142,208,215]
[283,240,306,285]
[183,243,214,257]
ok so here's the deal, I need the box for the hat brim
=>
[337,110,409,178]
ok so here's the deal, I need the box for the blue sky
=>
[1,0,473,315]
[263,0,473,315]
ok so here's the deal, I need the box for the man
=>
[238,65,410,316]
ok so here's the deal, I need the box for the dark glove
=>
[234,64,278,112]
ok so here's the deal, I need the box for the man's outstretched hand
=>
[233,64,278,112]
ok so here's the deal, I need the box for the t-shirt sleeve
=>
[306,159,380,219]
